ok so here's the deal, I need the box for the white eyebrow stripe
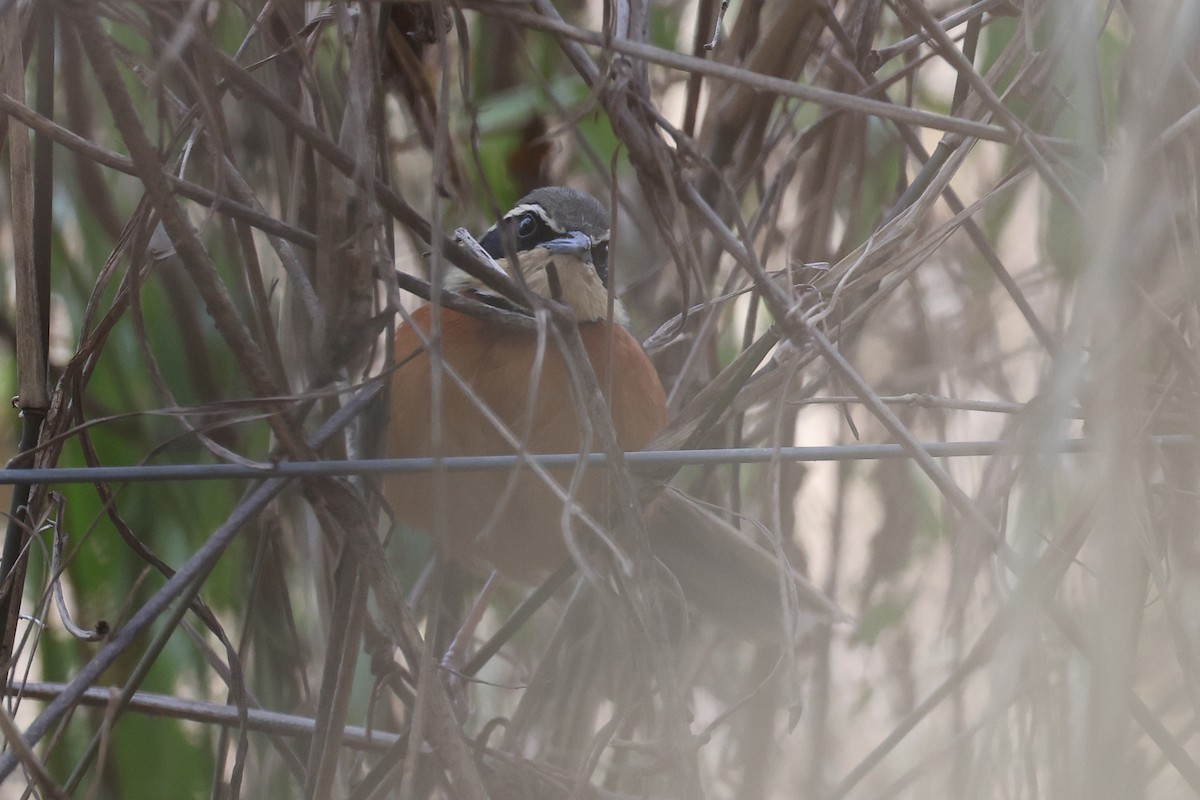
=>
[503,204,561,231]
[499,203,610,243]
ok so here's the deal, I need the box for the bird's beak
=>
[541,230,593,263]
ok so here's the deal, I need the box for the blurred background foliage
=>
[2,0,1199,798]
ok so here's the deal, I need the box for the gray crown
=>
[513,187,610,238]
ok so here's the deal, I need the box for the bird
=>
[385,186,842,637]
[385,186,667,585]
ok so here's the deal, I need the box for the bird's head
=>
[451,187,623,324]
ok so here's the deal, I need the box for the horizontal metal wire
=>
[0,435,1191,486]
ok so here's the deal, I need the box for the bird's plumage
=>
[386,187,840,637]
[446,188,619,323]
[387,305,665,581]
[387,188,664,582]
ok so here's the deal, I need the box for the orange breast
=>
[385,305,667,582]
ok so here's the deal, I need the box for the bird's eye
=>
[516,213,539,240]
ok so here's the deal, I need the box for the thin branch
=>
[465,0,1019,144]
[5,681,400,752]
